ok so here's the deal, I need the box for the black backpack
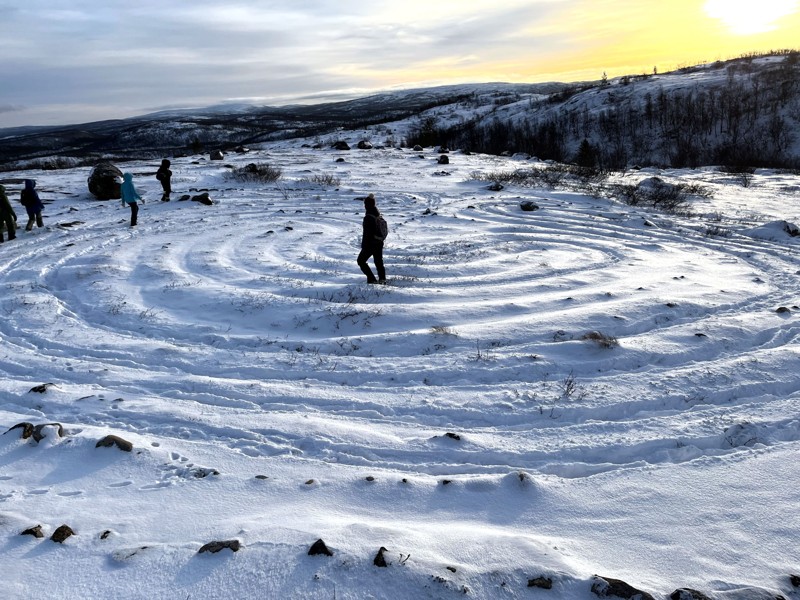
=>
[374,214,389,241]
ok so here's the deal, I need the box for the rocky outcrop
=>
[88,162,123,200]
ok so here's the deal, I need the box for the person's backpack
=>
[374,214,389,241]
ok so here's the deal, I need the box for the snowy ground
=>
[1,143,799,599]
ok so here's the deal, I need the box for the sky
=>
[0,0,798,128]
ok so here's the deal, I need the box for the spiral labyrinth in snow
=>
[1,147,799,477]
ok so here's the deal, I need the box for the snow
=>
[1,142,799,599]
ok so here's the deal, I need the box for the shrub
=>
[229,162,282,183]
[301,173,342,187]
[581,331,619,348]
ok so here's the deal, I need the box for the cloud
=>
[0,104,24,114]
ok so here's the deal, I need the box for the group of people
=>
[0,179,46,243]
[2,158,387,283]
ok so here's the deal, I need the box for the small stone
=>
[198,539,241,554]
[446,566,457,573]
[445,432,461,441]
[776,306,791,314]
[373,547,388,567]
[29,383,55,393]
[365,476,375,482]
[255,475,269,480]
[308,539,333,556]
[95,435,133,452]
[670,588,713,600]
[32,423,65,443]
[100,530,112,540]
[21,525,44,538]
[791,574,800,587]
[591,575,655,600]
[441,479,452,485]
[528,577,553,589]
[520,201,540,212]
[51,524,75,543]
[5,422,34,439]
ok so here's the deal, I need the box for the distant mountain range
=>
[1,51,798,170]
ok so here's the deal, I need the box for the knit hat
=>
[364,193,376,209]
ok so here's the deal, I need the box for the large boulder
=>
[88,162,123,200]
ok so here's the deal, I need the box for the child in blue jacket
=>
[120,173,143,226]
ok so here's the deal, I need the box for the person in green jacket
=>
[0,184,17,242]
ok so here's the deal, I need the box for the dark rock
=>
[95,435,133,452]
[51,524,75,543]
[21,525,44,538]
[198,539,241,554]
[437,146,450,154]
[100,530,112,540]
[234,146,250,153]
[412,145,423,152]
[29,382,55,393]
[446,566,457,573]
[783,221,799,237]
[528,577,553,589]
[191,192,213,205]
[437,155,449,165]
[209,150,224,160]
[332,141,350,151]
[308,538,333,556]
[357,140,373,150]
[670,589,714,600]
[255,475,269,480]
[791,574,800,587]
[520,201,540,212]
[365,476,376,482]
[335,157,345,163]
[5,422,34,439]
[776,306,791,314]
[591,575,655,600]
[440,479,452,485]
[32,423,65,443]
[88,162,123,200]
[373,546,388,567]
[487,182,504,191]
[445,432,461,441]
[179,194,191,201]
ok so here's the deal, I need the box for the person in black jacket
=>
[357,193,386,284]
[0,184,17,242]
[156,159,172,201]
[20,179,44,231]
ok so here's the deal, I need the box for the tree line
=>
[407,52,800,170]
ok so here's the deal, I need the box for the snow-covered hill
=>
[2,52,798,170]
[1,137,799,598]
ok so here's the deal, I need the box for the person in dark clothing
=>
[120,173,143,226]
[19,179,44,231]
[357,193,386,284]
[156,159,172,201]
[0,184,17,242]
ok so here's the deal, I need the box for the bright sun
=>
[704,0,798,35]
